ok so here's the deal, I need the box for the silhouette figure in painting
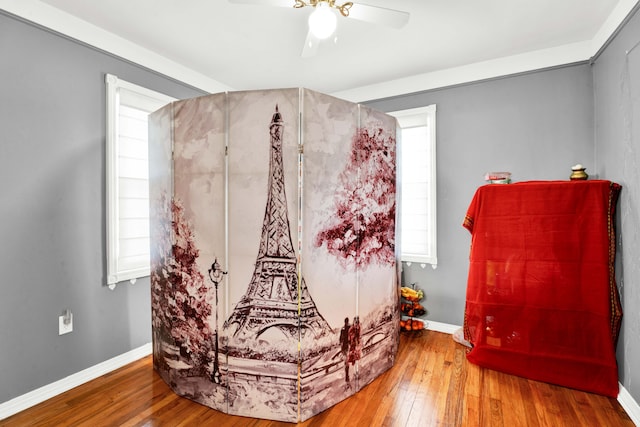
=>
[348,316,362,378]
[340,317,351,382]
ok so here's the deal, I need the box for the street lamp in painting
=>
[208,258,227,384]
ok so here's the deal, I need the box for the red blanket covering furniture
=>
[463,180,622,397]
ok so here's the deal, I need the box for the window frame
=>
[390,105,437,266]
[105,74,176,285]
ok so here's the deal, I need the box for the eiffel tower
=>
[224,105,332,342]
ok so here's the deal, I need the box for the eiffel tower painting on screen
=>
[148,88,399,423]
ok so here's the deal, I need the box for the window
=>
[390,105,437,266]
[105,74,175,285]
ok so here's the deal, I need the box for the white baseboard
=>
[618,383,640,426]
[425,320,461,335]
[0,343,152,421]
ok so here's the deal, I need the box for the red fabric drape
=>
[463,180,622,397]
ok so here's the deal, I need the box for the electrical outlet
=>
[59,312,73,335]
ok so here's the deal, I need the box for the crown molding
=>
[592,0,640,54]
[332,41,592,103]
[1,0,638,109]
[0,0,231,94]
[334,0,640,102]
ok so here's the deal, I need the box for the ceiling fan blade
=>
[301,29,320,58]
[228,0,294,7]
[347,3,409,29]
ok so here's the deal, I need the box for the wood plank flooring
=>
[1,331,634,426]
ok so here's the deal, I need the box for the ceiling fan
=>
[228,0,410,57]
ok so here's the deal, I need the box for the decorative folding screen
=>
[148,88,399,422]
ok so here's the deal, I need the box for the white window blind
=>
[105,74,175,285]
[390,105,437,266]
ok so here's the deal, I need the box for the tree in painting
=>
[151,191,173,361]
[151,192,213,372]
[315,127,396,268]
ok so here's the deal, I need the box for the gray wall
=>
[0,12,205,403]
[593,6,640,404]
[366,64,595,326]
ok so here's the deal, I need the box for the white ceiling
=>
[4,0,638,101]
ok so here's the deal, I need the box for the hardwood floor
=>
[1,331,634,427]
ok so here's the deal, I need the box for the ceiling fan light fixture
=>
[308,3,337,40]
